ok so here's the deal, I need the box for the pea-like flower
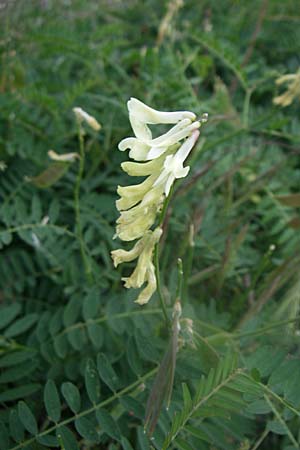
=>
[111,228,162,305]
[111,98,205,304]
[273,70,300,107]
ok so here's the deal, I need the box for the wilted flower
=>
[73,107,101,131]
[48,150,79,162]
[112,98,206,304]
[273,70,300,107]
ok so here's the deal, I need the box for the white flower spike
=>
[111,98,207,305]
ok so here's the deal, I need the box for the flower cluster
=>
[111,98,203,305]
[273,70,300,107]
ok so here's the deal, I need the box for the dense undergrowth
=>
[1,0,300,449]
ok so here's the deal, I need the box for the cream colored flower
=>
[112,98,206,304]
[273,70,300,107]
[112,228,162,305]
[153,130,200,196]
[48,150,79,162]
[73,107,101,131]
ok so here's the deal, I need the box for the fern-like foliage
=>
[162,354,260,449]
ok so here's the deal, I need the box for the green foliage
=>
[1,0,300,449]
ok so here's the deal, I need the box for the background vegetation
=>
[1,0,300,449]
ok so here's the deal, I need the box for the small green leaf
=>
[120,396,144,419]
[0,303,21,329]
[0,231,12,246]
[0,350,36,368]
[267,420,288,435]
[246,399,272,414]
[4,313,38,338]
[61,382,81,414]
[0,383,40,402]
[63,297,81,327]
[67,327,85,350]
[87,323,103,349]
[182,383,192,408]
[135,331,158,362]
[97,353,119,391]
[96,408,121,441]
[0,422,9,450]
[0,360,37,384]
[18,401,38,435]
[85,359,101,403]
[126,336,143,376]
[9,409,24,443]
[56,426,79,450]
[44,380,61,422]
[175,437,195,450]
[121,436,134,450]
[75,417,99,442]
[83,288,100,320]
[53,333,68,359]
[37,435,59,447]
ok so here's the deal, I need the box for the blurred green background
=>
[1,1,300,449]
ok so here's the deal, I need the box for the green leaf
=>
[267,420,288,435]
[83,288,100,320]
[0,231,12,246]
[121,436,135,450]
[96,408,121,441]
[44,379,61,422]
[135,331,159,362]
[56,426,79,450]
[4,313,38,338]
[120,396,144,419]
[37,435,59,447]
[29,162,72,188]
[61,382,81,414]
[185,425,210,443]
[9,409,24,443]
[182,383,192,409]
[87,323,103,349]
[63,297,81,327]
[67,327,85,350]
[97,353,119,391]
[0,422,9,450]
[0,303,21,329]
[85,358,101,403]
[246,399,272,414]
[18,401,38,435]
[75,417,99,443]
[53,333,69,358]
[0,384,40,402]
[126,336,143,376]
[0,360,38,383]
[175,437,195,450]
[0,350,37,368]
[137,426,150,450]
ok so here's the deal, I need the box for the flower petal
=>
[129,113,152,141]
[128,97,196,124]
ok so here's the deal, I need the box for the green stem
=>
[10,367,158,450]
[154,243,170,326]
[154,191,174,327]
[74,123,93,283]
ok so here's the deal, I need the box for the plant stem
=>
[74,122,93,283]
[154,192,174,327]
[154,243,170,326]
